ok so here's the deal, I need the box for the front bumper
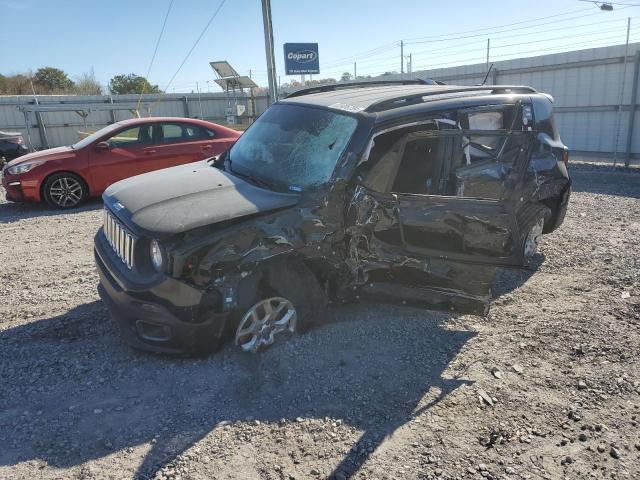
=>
[1,172,39,202]
[94,234,232,356]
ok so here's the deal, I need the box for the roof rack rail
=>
[286,79,435,99]
[365,85,538,112]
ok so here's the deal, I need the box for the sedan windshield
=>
[71,123,122,150]
[227,104,358,192]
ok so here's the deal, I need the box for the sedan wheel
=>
[235,297,297,353]
[44,174,86,209]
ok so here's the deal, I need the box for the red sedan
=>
[1,117,241,209]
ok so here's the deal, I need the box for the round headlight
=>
[149,239,164,272]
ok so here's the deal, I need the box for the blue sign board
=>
[284,43,319,75]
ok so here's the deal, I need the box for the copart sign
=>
[284,43,319,75]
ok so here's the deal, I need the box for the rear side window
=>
[532,96,559,140]
[161,123,209,143]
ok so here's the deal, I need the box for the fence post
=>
[108,96,117,123]
[492,68,499,85]
[182,96,190,118]
[34,110,49,149]
[625,51,640,167]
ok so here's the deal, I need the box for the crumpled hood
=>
[5,146,75,168]
[103,160,300,235]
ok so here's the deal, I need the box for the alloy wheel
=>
[49,177,83,208]
[524,217,545,260]
[235,297,297,353]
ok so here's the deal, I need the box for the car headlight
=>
[7,160,44,175]
[149,239,164,272]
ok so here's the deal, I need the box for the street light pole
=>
[261,0,278,105]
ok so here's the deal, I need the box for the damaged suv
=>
[94,80,571,356]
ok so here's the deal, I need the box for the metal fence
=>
[0,92,269,150]
[1,43,639,164]
[381,42,640,164]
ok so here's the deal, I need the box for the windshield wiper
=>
[227,161,274,189]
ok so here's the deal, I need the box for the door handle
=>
[144,149,157,154]
[201,145,212,150]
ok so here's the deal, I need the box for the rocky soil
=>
[0,164,639,480]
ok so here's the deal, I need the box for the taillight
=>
[562,150,569,166]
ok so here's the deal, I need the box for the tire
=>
[42,172,88,209]
[522,206,551,266]
[233,259,327,353]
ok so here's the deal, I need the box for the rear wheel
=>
[43,172,87,209]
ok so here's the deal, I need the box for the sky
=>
[1,0,639,93]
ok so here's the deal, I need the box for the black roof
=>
[280,82,538,114]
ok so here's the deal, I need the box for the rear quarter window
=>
[532,96,560,141]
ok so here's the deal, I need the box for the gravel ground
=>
[0,164,639,480]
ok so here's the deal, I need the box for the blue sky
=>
[1,0,638,92]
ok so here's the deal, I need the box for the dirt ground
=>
[0,164,639,480]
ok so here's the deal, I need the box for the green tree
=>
[108,74,161,95]
[0,74,6,93]
[340,72,352,82]
[34,67,74,93]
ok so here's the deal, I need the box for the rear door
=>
[152,122,233,170]
[349,103,535,313]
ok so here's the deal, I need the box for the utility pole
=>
[400,40,404,75]
[486,38,490,71]
[614,17,631,166]
[354,62,357,79]
[409,53,412,76]
[261,0,278,105]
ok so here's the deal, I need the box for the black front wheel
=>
[43,172,87,209]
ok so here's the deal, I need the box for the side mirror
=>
[94,141,110,152]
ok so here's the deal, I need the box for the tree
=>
[340,72,352,82]
[2,74,32,95]
[0,74,6,93]
[34,67,74,93]
[74,70,103,95]
[108,74,161,95]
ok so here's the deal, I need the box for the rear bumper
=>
[94,236,232,356]
[549,182,571,231]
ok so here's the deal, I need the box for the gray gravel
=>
[1,164,639,480]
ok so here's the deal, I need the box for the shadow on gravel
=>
[569,164,640,199]
[0,197,103,223]
[491,253,544,300]
[0,301,475,479]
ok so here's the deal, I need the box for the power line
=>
[404,6,634,45]
[136,0,174,109]
[407,21,636,63]
[403,7,592,41]
[320,13,633,71]
[161,0,227,93]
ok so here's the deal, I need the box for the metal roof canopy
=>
[16,103,151,151]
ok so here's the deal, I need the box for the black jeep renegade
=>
[94,80,571,356]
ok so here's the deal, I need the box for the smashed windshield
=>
[71,123,122,150]
[227,104,358,191]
